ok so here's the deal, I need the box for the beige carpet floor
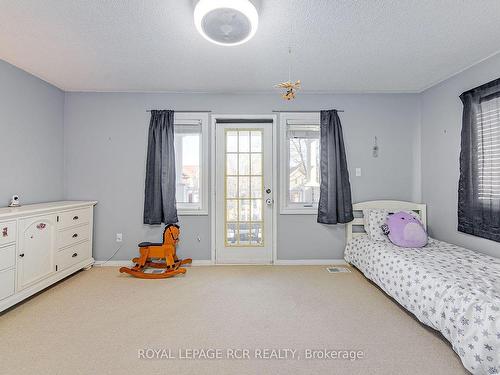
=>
[0,266,468,375]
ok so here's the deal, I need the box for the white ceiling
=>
[1,0,500,93]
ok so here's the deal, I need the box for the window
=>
[280,112,321,214]
[174,112,209,215]
[477,96,500,201]
[458,78,500,242]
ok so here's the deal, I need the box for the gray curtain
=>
[458,78,500,242]
[317,110,354,224]
[143,110,178,225]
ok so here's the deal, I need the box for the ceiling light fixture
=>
[194,0,259,46]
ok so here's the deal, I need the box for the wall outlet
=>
[116,233,123,242]
[355,168,362,177]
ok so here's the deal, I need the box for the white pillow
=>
[363,209,422,241]
[363,209,390,241]
[406,210,422,221]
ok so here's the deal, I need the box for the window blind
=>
[477,97,500,200]
[174,121,202,134]
[286,122,320,139]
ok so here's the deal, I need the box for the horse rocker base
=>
[119,224,192,279]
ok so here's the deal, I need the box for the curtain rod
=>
[272,110,344,113]
[145,110,344,113]
[146,110,212,113]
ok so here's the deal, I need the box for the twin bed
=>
[344,201,500,375]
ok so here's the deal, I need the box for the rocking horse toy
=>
[119,224,192,279]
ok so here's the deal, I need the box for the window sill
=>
[178,210,208,216]
[280,208,318,215]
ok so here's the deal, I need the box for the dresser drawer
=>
[0,244,15,271]
[56,241,91,271]
[0,221,16,247]
[0,268,15,301]
[57,208,91,229]
[57,224,90,249]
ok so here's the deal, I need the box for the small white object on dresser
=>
[0,201,96,312]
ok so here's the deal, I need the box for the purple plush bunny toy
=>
[383,211,428,248]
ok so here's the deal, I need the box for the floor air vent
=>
[326,267,351,273]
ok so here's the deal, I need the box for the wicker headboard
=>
[346,200,427,242]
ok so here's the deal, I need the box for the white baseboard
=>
[190,260,214,266]
[93,260,131,267]
[93,260,214,267]
[274,259,347,265]
[93,259,346,267]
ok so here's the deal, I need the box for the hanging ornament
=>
[276,80,301,100]
[275,2,301,101]
[275,47,301,100]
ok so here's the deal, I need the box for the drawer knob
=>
[73,216,79,220]
[19,253,25,257]
[72,253,78,258]
[72,233,78,238]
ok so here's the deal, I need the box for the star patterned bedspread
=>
[344,235,500,374]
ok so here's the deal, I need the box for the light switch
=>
[355,168,362,177]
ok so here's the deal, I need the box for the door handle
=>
[73,216,79,220]
[72,253,78,258]
[19,253,25,257]
[72,233,78,238]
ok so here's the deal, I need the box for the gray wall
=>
[421,52,500,258]
[64,92,421,261]
[4,55,498,261]
[0,60,65,204]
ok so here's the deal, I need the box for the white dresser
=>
[0,201,96,312]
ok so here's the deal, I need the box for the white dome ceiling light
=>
[194,0,259,46]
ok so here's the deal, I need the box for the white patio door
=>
[215,122,273,264]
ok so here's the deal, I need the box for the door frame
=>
[210,114,278,264]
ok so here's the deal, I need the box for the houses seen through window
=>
[175,129,200,205]
[288,125,321,206]
[280,112,322,213]
[172,112,209,214]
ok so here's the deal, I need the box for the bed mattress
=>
[345,235,500,374]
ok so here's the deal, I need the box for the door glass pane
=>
[227,223,237,244]
[239,131,250,152]
[224,128,265,247]
[251,177,262,198]
[250,224,263,245]
[239,154,250,175]
[226,154,237,175]
[226,131,238,152]
[238,223,251,245]
[239,177,250,198]
[226,200,238,221]
[251,200,262,221]
[251,131,262,152]
[239,199,251,221]
[226,177,238,198]
[251,154,262,175]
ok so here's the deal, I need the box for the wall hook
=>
[373,136,379,158]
